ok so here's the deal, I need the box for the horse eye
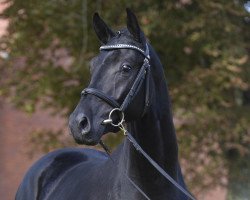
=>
[122,64,132,72]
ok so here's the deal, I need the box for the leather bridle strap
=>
[124,130,196,200]
[82,88,120,108]
[81,43,150,117]
[142,61,150,116]
[120,58,149,112]
[82,43,195,200]
[100,43,150,59]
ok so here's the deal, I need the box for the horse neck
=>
[120,46,179,184]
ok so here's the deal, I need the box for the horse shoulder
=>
[15,148,106,200]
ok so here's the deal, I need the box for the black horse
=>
[16,9,191,200]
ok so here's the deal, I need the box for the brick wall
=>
[0,101,67,200]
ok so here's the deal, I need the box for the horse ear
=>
[93,13,115,44]
[126,8,143,43]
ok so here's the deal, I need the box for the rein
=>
[82,43,195,200]
[120,125,195,200]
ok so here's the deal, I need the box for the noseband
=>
[81,43,151,124]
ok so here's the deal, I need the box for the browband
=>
[100,44,150,59]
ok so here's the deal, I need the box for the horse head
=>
[69,9,151,145]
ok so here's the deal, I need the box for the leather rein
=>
[81,43,195,200]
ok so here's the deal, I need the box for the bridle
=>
[81,43,195,200]
[81,43,151,125]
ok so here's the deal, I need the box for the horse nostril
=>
[80,117,88,129]
[78,116,90,134]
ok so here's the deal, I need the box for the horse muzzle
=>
[69,112,104,145]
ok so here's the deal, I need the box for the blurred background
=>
[0,0,249,199]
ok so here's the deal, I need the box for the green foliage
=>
[1,0,250,196]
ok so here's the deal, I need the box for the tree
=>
[1,0,250,198]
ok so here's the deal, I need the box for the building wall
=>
[0,101,67,200]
